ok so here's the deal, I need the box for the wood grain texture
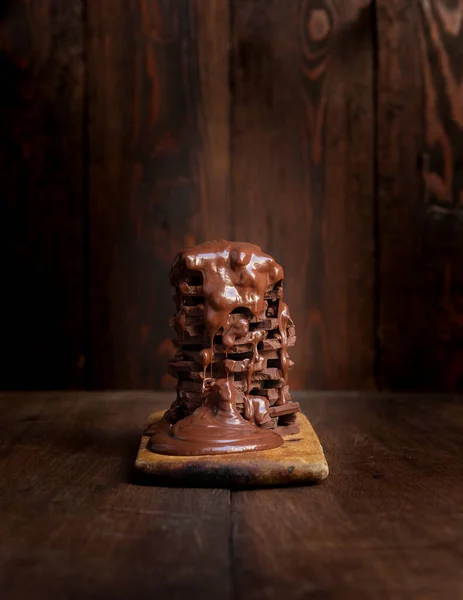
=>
[1,391,463,598]
[0,392,231,600]
[232,391,463,599]
[377,0,463,391]
[6,0,463,392]
[376,0,424,391]
[0,0,85,388]
[231,0,375,390]
[87,0,231,388]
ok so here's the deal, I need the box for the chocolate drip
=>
[277,301,291,405]
[148,379,282,455]
[199,348,214,390]
[243,330,266,421]
[148,240,298,456]
[222,316,249,351]
[170,240,283,339]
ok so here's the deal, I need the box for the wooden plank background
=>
[0,0,85,389]
[377,0,463,391]
[231,0,374,390]
[1,0,462,391]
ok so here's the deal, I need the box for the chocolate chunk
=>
[264,287,283,301]
[252,386,290,403]
[224,358,265,373]
[261,336,296,351]
[168,360,203,372]
[183,304,205,316]
[251,368,283,381]
[255,318,281,331]
[178,283,204,297]
[274,424,300,436]
[268,402,300,417]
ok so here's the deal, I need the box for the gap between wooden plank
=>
[0,392,234,599]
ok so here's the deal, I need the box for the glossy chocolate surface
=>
[148,378,283,455]
[148,240,295,456]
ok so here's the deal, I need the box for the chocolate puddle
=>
[148,240,296,456]
[148,378,282,455]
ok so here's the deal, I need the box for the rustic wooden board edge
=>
[135,410,329,488]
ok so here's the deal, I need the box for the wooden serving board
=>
[135,411,328,488]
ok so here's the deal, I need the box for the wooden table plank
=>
[232,392,463,599]
[0,393,231,600]
[0,392,462,599]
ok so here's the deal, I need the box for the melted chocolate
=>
[277,301,291,405]
[170,240,284,339]
[199,347,214,385]
[148,240,294,456]
[148,379,283,455]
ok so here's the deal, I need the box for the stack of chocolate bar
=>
[168,270,300,434]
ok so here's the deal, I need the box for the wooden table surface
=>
[0,391,462,599]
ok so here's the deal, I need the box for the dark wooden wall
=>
[1,0,462,392]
